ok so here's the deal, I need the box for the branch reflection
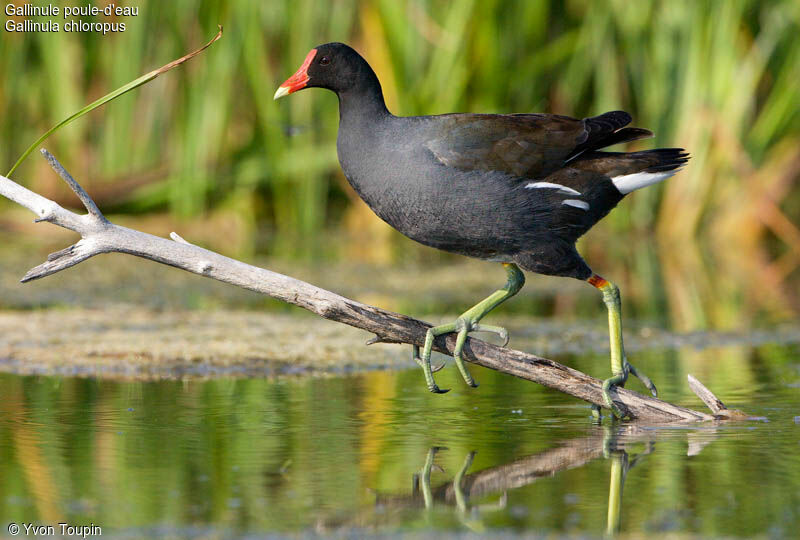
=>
[376,425,672,534]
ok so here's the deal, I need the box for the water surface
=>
[0,341,797,539]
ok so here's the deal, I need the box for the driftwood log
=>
[0,151,742,422]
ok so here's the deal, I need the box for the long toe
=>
[602,374,629,419]
[452,326,480,388]
[418,328,456,394]
[471,324,510,347]
[626,362,657,397]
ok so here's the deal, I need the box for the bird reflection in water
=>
[377,425,660,535]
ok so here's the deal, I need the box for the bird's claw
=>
[626,360,657,397]
[602,369,630,419]
[414,344,452,393]
[431,361,447,374]
[429,383,451,394]
[411,264,523,394]
[600,364,655,419]
[416,316,510,391]
[471,324,510,347]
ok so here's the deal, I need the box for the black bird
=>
[274,43,688,417]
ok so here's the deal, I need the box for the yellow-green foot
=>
[602,368,629,418]
[412,345,448,392]
[416,263,524,394]
[421,318,511,392]
[601,360,658,418]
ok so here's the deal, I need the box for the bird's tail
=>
[609,148,690,194]
[575,148,690,195]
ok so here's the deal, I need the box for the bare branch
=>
[0,170,62,220]
[40,149,106,222]
[687,374,750,419]
[169,232,193,245]
[22,239,108,282]
[687,374,728,414]
[0,152,746,422]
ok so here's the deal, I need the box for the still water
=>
[0,341,798,539]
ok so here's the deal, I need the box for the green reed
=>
[0,0,797,324]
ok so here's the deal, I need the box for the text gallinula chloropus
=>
[275,43,688,417]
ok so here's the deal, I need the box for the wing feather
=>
[425,111,635,179]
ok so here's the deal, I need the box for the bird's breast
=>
[336,132,528,259]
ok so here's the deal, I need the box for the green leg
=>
[605,436,626,537]
[453,451,476,514]
[418,447,440,510]
[454,451,491,533]
[415,263,525,393]
[589,275,658,419]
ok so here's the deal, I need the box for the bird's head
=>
[273,42,371,99]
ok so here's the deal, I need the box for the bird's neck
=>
[336,71,391,127]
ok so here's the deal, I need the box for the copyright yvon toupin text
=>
[7,522,101,537]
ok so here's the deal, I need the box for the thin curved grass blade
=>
[6,26,223,177]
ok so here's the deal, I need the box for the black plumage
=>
[275,42,689,409]
[279,42,687,281]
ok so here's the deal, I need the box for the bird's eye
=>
[319,56,331,66]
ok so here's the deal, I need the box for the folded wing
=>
[425,110,647,179]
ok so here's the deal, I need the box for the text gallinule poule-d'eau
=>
[275,43,689,418]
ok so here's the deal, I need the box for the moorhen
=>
[274,43,688,417]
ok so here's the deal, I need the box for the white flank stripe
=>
[525,182,581,196]
[562,199,589,211]
[611,171,676,194]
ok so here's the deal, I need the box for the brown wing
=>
[424,110,640,179]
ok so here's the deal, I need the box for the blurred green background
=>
[1,4,800,537]
[1,0,798,329]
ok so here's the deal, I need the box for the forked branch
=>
[0,151,746,422]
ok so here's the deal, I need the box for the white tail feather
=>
[612,171,677,194]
